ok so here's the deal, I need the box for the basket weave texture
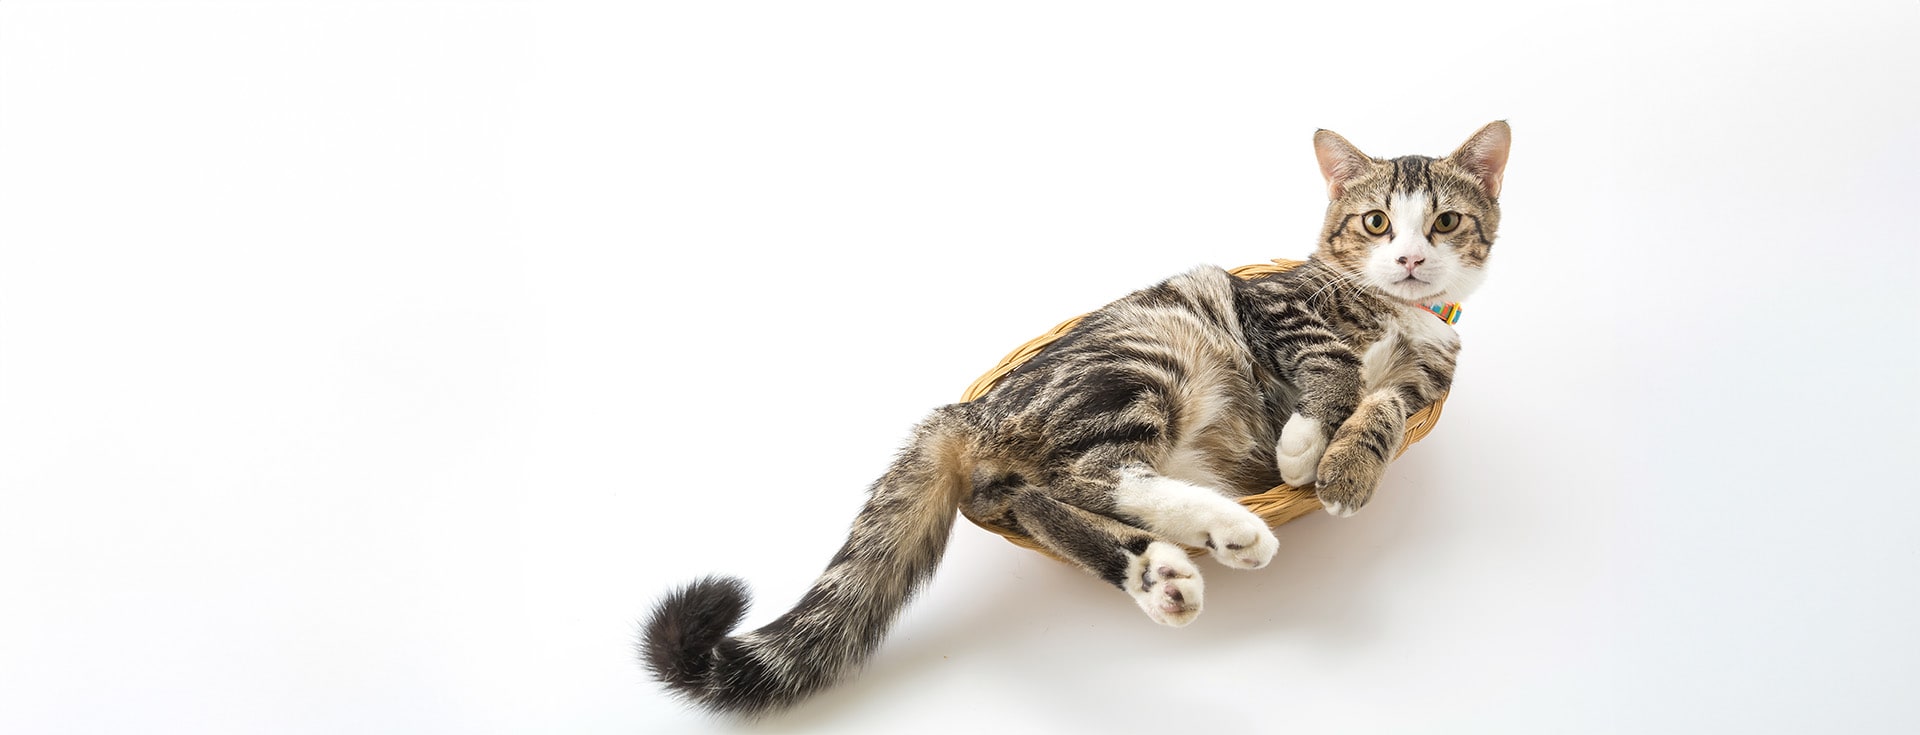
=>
[958,259,1447,561]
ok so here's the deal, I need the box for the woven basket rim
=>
[957,259,1448,562]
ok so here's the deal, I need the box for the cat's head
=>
[1311,122,1510,305]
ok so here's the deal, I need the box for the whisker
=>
[1305,268,1367,307]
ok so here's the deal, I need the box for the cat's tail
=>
[639,404,978,717]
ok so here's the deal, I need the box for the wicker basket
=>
[957,259,1448,561]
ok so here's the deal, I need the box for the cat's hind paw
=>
[1112,468,1277,570]
[1125,542,1204,627]
[1204,515,1278,570]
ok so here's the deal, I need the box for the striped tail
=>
[639,406,975,717]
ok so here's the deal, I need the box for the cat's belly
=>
[1158,444,1225,490]
[1153,369,1278,495]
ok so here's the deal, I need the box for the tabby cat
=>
[641,122,1511,716]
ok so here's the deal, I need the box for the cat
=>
[640,122,1511,717]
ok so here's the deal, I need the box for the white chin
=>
[1373,276,1445,302]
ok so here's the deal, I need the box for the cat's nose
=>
[1396,254,1425,272]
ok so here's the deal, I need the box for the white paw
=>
[1125,542,1204,627]
[1276,414,1327,487]
[1203,513,1278,570]
[1321,500,1356,518]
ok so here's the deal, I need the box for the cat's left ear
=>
[1449,121,1511,199]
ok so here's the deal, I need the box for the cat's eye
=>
[1434,211,1462,234]
[1361,210,1390,235]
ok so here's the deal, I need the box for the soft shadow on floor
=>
[735,470,1455,730]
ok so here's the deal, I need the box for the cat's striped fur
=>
[641,122,1511,717]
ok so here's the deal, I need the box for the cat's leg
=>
[1006,488,1204,626]
[1272,345,1364,488]
[1314,390,1407,516]
[1108,464,1278,570]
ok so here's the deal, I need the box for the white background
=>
[4,2,1918,733]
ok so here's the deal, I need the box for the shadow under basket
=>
[956,258,1448,563]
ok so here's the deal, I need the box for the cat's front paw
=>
[1125,541,1204,627]
[1276,413,1328,487]
[1313,447,1380,517]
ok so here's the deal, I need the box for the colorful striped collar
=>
[1423,302,1463,325]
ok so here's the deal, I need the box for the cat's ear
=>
[1449,121,1511,199]
[1314,129,1372,199]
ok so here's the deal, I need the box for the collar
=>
[1422,302,1463,325]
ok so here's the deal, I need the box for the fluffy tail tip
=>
[639,575,750,699]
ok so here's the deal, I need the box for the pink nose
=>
[1396,254,1425,273]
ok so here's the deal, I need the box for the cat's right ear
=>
[1314,130,1372,200]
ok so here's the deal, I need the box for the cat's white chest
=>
[1358,306,1459,391]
